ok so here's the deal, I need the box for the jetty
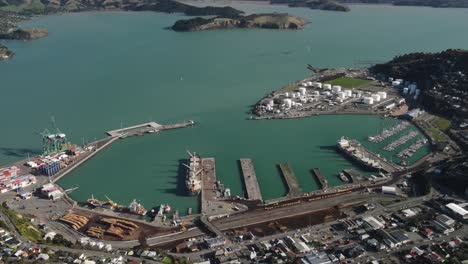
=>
[278,163,302,198]
[311,168,329,190]
[239,159,263,201]
[106,120,194,138]
[201,158,217,216]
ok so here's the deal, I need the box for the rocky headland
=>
[172,13,309,31]
[0,44,13,60]
[0,28,48,40]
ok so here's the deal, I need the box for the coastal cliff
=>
[0,28,48,40]
[0,44,13,60]
[270,0,350,12]
[172,13,309,31]
[0,0,244,16]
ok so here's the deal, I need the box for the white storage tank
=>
[377,91,387,99]
[363,97,374,105]
[299,87,307,95]
[283,98,292,108]
[403,87,409,94]
[371,94,381,102]
[323,84,332,90]
[344,90,352,97]
[337,91,346,99]
[312,82,322,89]
[332,85,342,93]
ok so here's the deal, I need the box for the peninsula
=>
[172,13,310,31]
[0,28,48,40]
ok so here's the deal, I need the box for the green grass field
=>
[428,127,446,142]
[326,77,371,88]
[0,205,43,242]
[433,117,452,131]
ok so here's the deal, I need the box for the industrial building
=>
[446,203,468,220]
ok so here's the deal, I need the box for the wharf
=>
[239,159,263,201]
[278,163,302,198]
[106,120,194,138]
[311,168,329,190]
[201,158,217,216]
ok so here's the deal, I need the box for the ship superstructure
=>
[183,151,202,196]
[337,137,382,171]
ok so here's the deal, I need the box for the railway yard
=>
[0,67,466,264]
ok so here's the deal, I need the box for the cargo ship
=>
[337,137,382,171]
[182,151,202,196]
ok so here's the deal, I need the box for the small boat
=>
[339,172,349,183]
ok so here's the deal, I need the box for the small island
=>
[0,44,13,60]
[0,28,48,40]
[172,13,310,32]
[270,0,350,12]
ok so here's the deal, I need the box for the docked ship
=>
[128,199,147,216]
[87,195,147,216]
[337,137,382,171]
[182,151,202,196]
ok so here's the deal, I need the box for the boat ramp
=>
[239,159,263,201]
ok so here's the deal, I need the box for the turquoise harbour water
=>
[0,3,467,214]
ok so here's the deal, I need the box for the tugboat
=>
[87,194,104,207]
[339,172,350,183]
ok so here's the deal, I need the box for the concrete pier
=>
[106,120,194,138]
[278,163,302,198]
[311,168,329,190]
[201,158,217,216]
[239,159,263,201]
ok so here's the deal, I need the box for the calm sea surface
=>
[1,3,467,213]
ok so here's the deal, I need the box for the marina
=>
[396,138,429,159]
[368,121,410,143]
[382,130,420,151]
[278,163,302,198]
[311,168,329,190]
[239,159,263,201]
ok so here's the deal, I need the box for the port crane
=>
[36,116,69,154]
[104,194,122,210]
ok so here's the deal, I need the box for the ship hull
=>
[336,146,381,172]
